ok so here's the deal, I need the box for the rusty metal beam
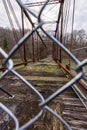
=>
[53,0,64,62]
[57,60,87,89]
[7,0,21,33]
[21,9,27,65]
[25,0,61,7]
[0,60,32,71]
[2,0,18,42]
[20,1,47,49]
[32,32,35,62]
[55,2,62,38]
[59,1,64,63]
[57,60,87,107]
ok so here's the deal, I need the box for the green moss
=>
[0,98,20,103]
[21,63,63,75]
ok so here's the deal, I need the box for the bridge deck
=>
[0,60,87,130]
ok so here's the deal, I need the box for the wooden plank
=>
[63,111,87,120]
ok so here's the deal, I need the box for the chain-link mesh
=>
[0,0,87,130]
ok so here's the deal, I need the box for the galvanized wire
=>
[0,0,87,130]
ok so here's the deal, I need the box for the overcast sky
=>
[0,0,87,33]
[70,0,87,32]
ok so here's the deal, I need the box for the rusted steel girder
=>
[21,0,47,49]
[25,0,62,7]
[57,60,87,107]
[2,0,18,42]
[57,60,87,89]
[7,0,21,33]
[53,0,64,62]
[21,1,47,62]
[0,60,31,71]
[21,9,27,65]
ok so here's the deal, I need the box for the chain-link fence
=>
[0,0,87,130]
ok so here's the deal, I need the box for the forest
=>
[0,27,87,60]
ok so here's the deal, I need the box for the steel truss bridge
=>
[0,0,87,130]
